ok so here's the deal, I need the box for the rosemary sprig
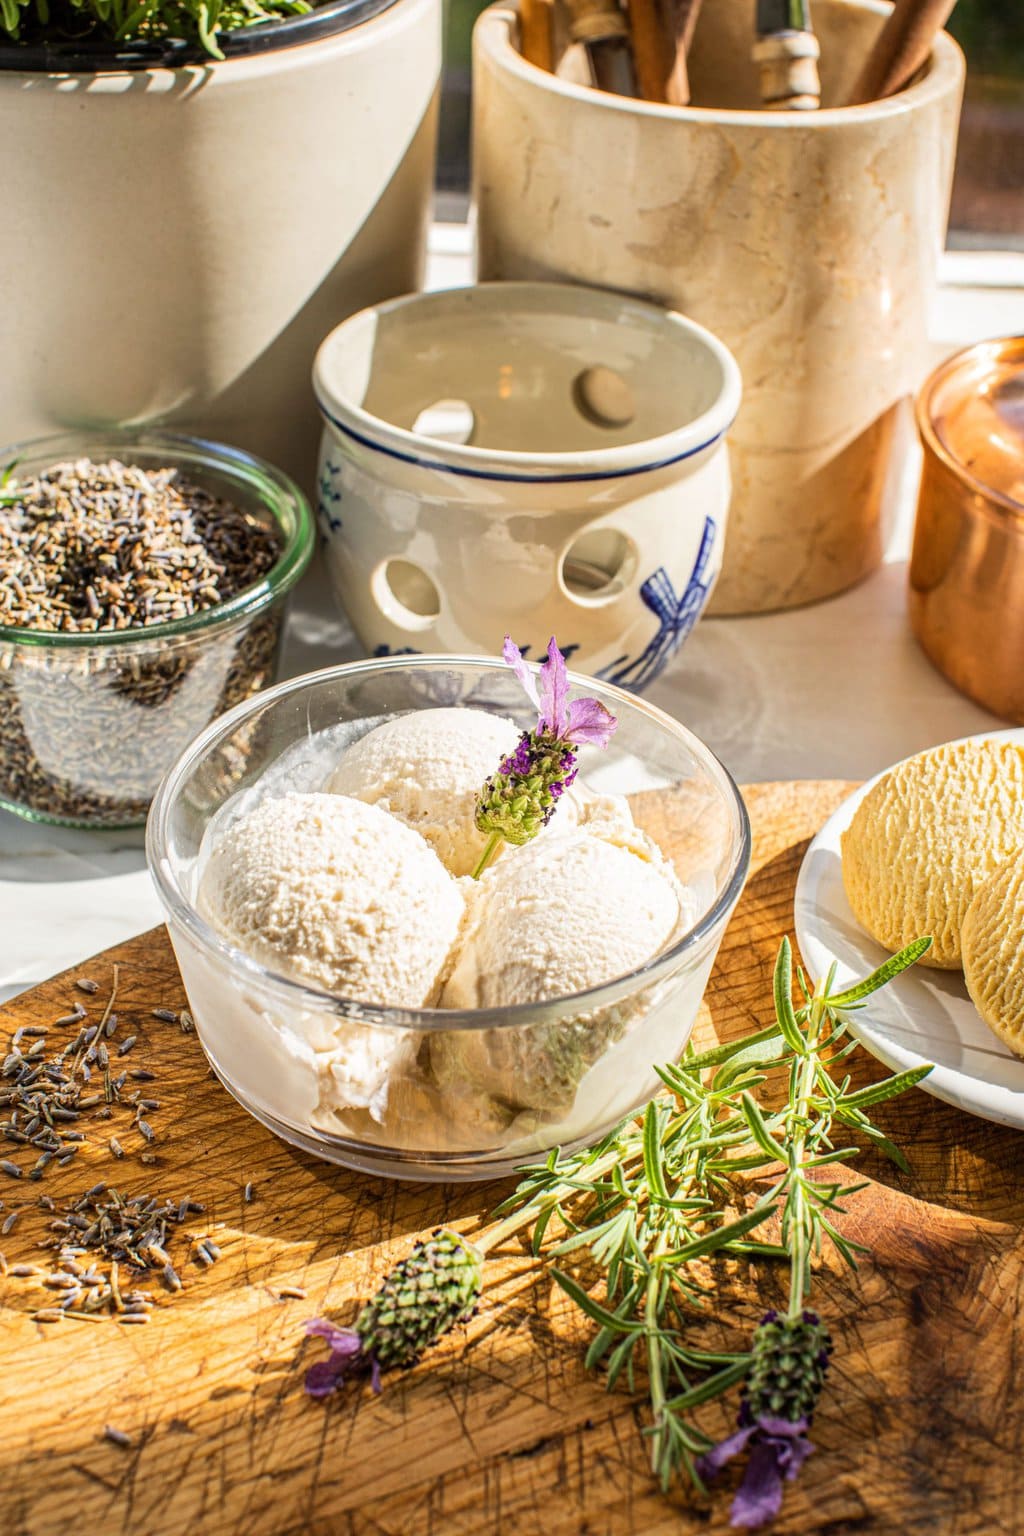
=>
[494,934,933,1521]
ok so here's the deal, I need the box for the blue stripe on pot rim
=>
[317,403,733,485]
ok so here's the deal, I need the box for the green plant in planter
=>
[0,0,314,59]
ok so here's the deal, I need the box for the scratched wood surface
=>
[1,780,1022,1536]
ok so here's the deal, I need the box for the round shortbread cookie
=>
[962,847,1024,1055]
[840,740,1024,969]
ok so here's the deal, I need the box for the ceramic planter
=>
[473,0,964,614]
[0,0,440,493]
[313,282,741,686]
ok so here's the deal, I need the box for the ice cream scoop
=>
[198,790,463,1006]
[432,824,688,1111]
[325,707,524,877]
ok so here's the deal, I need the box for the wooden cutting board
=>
[1,780,1021,1536]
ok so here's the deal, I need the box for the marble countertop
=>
[0,233,1013,1004]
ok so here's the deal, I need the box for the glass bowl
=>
[0,430,313,828]
[146,656,751,1181]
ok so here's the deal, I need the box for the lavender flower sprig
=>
[303,1229,483,1399]
[471,636,617,878]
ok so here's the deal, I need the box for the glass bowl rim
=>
[0,428,314,648]
[147,654,752,1033]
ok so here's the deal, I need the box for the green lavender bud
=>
[744,1310,833,1425]
[475,730,579,848]
[355,1228,484,1370]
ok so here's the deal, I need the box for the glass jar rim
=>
[0,428,314,648]
[146,654,752,1033]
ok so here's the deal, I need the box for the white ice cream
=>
[325,707,523,877]
[199,790,462,1005]
[430,822,690,1114]
[197,790,466,1123]
[441,824,684,1010]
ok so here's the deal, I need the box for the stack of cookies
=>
[841,740,1024,1055]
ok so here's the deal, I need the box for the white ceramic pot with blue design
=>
[313,282,740,689]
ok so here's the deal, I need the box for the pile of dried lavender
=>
[0,971,219,1323]
[0,970,164,1176]
[0,458,281,633]
[13,1187,208,1323]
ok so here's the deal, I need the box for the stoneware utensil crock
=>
[312,281,741,687]
[473,0,964,615]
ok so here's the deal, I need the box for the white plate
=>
[794,729,1024,1130]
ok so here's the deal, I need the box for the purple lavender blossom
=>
[472,638,617,874]
[697,1409,815,1529]
[696,1309,832,1530]
[503,636,617,748]
[304,1229,483,1401]
[303,1318,378,1399]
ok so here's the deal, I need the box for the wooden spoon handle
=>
[517,0,555,72]
[654,0,703,106]
[848,0,958,105]
[629,0,672,103]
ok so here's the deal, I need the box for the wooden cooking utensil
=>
[752,0,822,109]
[628,0,672,103]
[848,0,958,104]
[518,0,555,72]
[652,0,702,106]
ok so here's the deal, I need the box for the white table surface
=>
[1,233,1017,1003]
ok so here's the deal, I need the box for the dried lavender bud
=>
[0,457,284,827]
[0,460,280,634]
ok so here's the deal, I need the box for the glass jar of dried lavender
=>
[0,432,312,828]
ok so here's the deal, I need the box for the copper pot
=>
[909,337,1024,722]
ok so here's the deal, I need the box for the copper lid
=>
[918,336,1024,515]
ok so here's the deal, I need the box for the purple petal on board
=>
[729,1438,789,1529]
[695,1423,757,1481]
[303,1318,365,1398]
[304,1318,362,1356]
[730,1423,813,1528]
[304,1360,346,1399]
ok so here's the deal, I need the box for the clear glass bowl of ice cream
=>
[146,656,751,1181]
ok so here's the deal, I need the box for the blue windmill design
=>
[599,515,717,692]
